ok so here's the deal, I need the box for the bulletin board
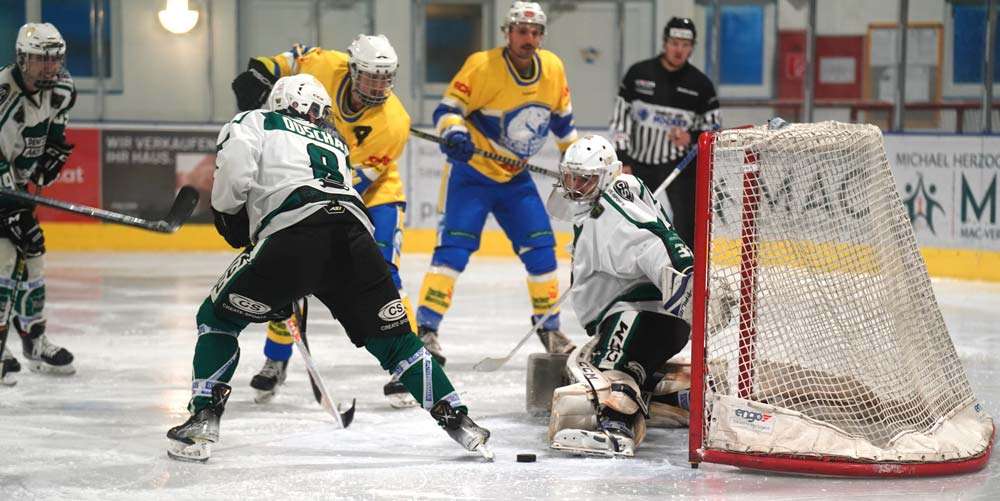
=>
[864,22,943,129]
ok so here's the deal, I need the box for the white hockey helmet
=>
[502,1,546,33]
[558,135,622,202]
[15,23,66,89]
[267,74,332,125]
[347,34,398,107]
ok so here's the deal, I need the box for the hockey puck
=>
[516,453,537,463]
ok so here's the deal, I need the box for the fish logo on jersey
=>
[502,104,550,157]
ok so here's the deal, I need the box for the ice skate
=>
[430,401,494,461]
[383,375,418,408]
[167,383,232,463]
[537,328,575,354]
[551,410,636,458]
[417,326,446,365]
[16,320,75,375]
[1,343,20,386]
[249,357,287,404]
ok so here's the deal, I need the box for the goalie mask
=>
[558,135,621,203]
[347,34,398,107]
[15,23,66,91]
[502,1,547,34]
[267,74,332,126]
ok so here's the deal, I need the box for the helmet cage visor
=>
[17,52,64,89]
[350,65,396,106]
[559,163,607,202]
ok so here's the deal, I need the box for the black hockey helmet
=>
[664,17,697,42]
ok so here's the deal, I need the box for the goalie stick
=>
[473,288,572,372]
[409,128,559,179]
[288,299,355,428]
[0,185,199,233]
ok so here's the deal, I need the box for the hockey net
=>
[688,121,994,476]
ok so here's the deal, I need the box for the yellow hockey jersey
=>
[434,47,577,183]
[257,46,410,208]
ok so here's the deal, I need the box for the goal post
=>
[688,121,994,477]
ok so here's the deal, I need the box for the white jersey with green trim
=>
[569,173,693,331]
[214,109,370,244]
[0,64,75,192]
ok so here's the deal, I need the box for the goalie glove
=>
[32,141,74,187]
[212,206,251,249]
[661,266,693,323]
[231,57,278,111]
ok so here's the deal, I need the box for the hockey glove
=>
[32,141,74,187]
[439,129,474,163]
[2,209,45,257]
[661,266,693,323]
[232,58,278,111]
[212,206,251,249]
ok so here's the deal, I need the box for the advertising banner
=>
[36,127,102,223]
[102,129,217,224]
[885,134,1000,250]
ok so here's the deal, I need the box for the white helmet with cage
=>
[558,134,622,203]
[347,34,398,107]
[266,74,332,125]
[502,1,547,33]
[16,23,66,90]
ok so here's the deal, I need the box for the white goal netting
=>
[698,121,993,465]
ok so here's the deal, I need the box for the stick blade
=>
[339,399,357,428]
[473,357,506,372]
[159,186,200,232]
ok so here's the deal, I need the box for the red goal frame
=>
[686,129,994,477]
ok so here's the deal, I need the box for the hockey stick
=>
[650,125,720,199]
[0,185,200,233]
[0,252,26,386]
[473,288,573,372]
[409,127,559,179]
[294,297,323,404]
[288,299,355,428]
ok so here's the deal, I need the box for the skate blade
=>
[550,430,635,458]
[167,439,211,463]
[253,389,276,404]
[27,361,76,376]
[1,375,16,386]
[476,443,495,462]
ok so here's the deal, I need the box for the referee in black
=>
[609,17,720,248]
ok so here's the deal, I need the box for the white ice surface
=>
[1,252,998,500]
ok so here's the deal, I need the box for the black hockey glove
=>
[2,209,45,257]
[32,141,74,187]
[232,58,278,111]
[212,206,251,249]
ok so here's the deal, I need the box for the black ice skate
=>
[430,401,494,461]
[417,326,446,365]
[16,319,75,375]
[383,375,418,408]
[536,327,575,354]
[167,383,232,463]
[1,343,21,386]
[250,357,288,404]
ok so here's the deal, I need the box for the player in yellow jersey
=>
[232,35,419,407]
[416,2,578,363]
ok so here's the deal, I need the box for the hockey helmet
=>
[16,23,66,90]
[267,74,332,125]
[347,34,398,107]
[558,135,622,202]
[502,1,546,33]
[664,17,696,42]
